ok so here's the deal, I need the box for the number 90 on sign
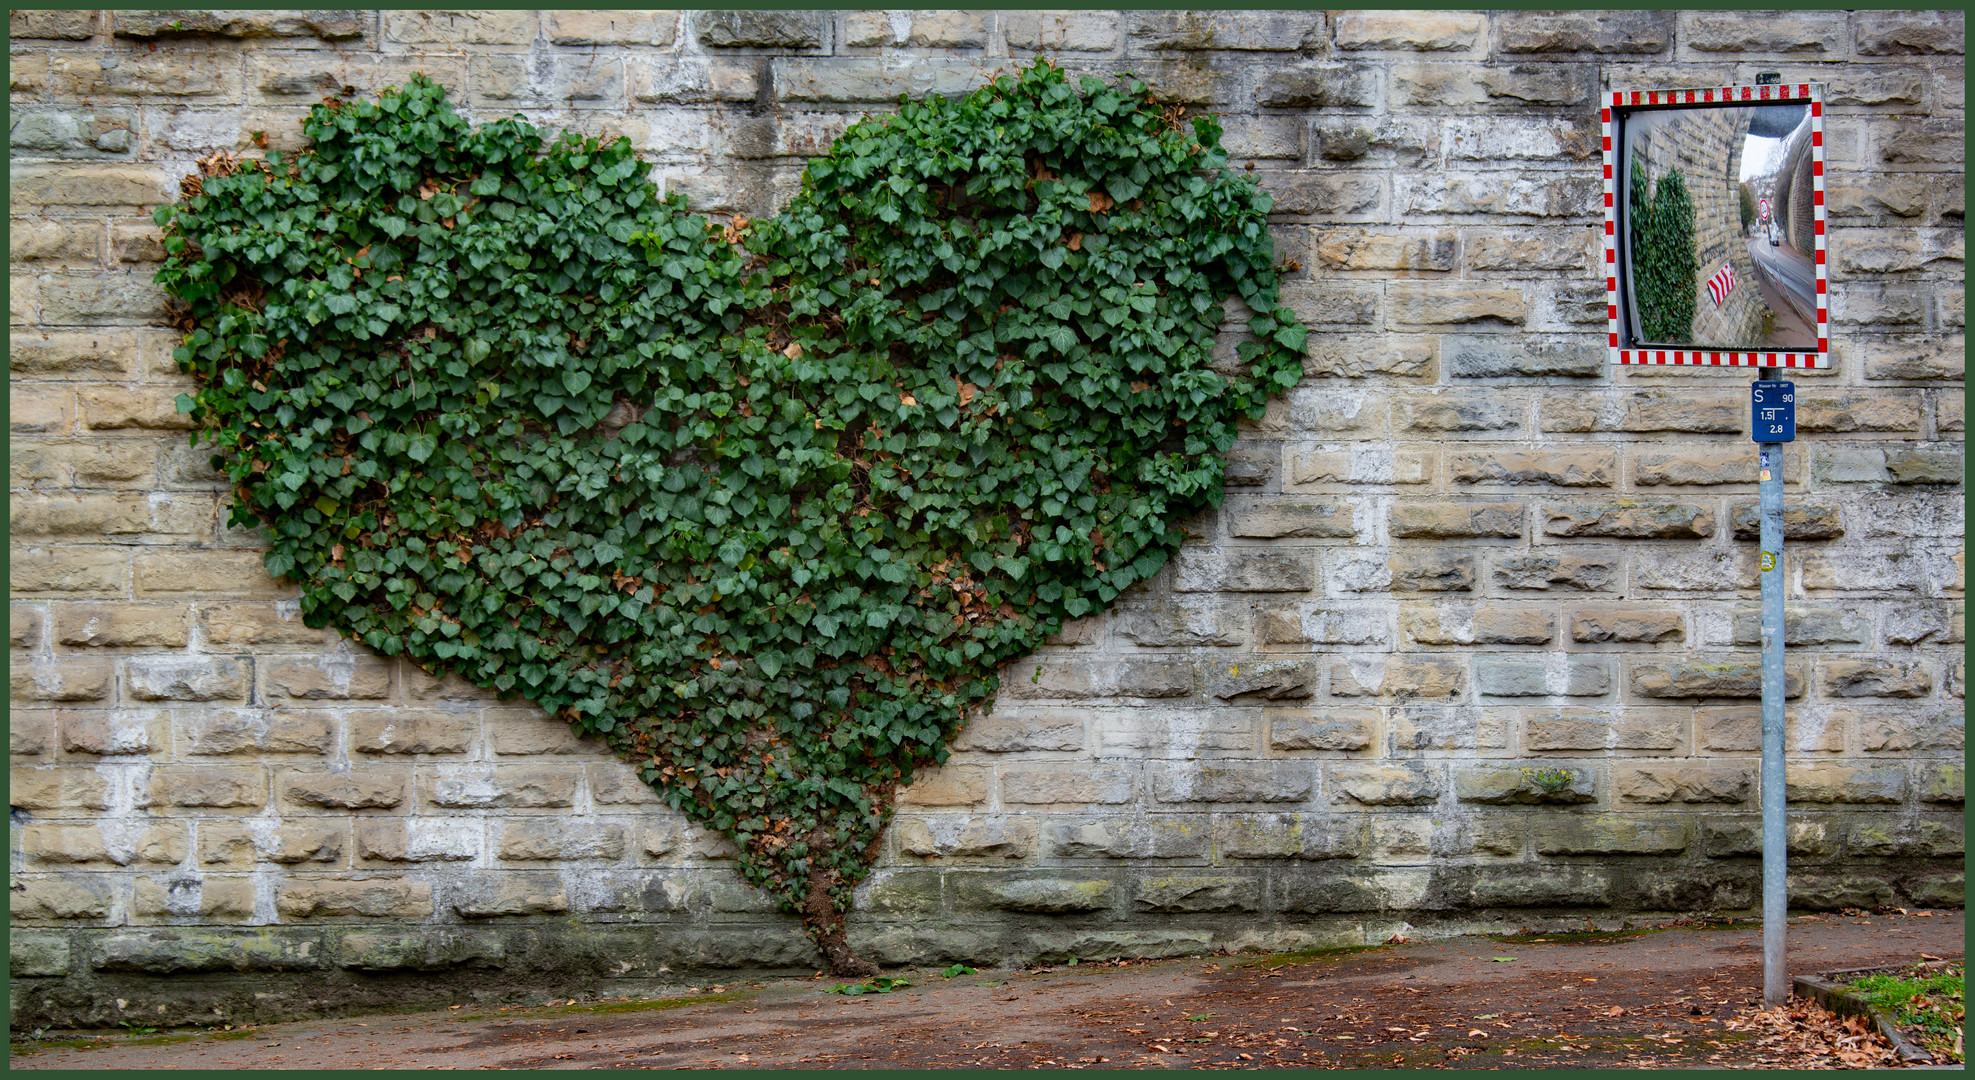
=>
[1751,380,1796,443]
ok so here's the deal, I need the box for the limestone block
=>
[278,878,434,919]
[1132,875,1261,913]
[1454,765,1596,805]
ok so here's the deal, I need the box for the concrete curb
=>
[1792,965,1945,1066]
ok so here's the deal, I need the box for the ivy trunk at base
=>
[153,62,1307,974]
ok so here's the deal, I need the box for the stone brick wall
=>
[9,9,1964,1027]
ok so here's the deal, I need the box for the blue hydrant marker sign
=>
[1752,381,1796,443]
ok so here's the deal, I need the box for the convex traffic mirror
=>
[1604,84,1830,368]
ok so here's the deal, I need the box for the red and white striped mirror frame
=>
[1603,83,1830,369]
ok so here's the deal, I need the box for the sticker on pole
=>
[1751,380,1796,443]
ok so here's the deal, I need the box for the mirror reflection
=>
[1621,103,1818,351]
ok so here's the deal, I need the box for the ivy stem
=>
[799,829,881,978]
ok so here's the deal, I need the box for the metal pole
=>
[1757,368,1788,1008]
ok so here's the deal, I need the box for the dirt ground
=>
[12,910,1962,1070]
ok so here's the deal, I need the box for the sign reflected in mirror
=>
[1604,85,1830,368]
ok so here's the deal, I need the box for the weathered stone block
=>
[93,927,326,972]
[428,765,579,809]
[260,654,393,700]
[182,710,332,756]
[10,931,74,976]
[144,765,265,809]
[353,819,479,865]
[1172,549,1315,593]
[1330,656,1465,701]
[1310,118,1441,168]
[1269,710,1377,751]
[1449,449,1611,487]
[1258,602,1386,646]
[1469,864,1611,906]
[1047,817,1210,860]
[350,713,475,755]
[1215,813,1367,859]
[115,10,363,40]
[1545,502,1713,539]
[1000,766,1133,805]
[1133,875,1261,913]
[1288,446,1432,484]
[1394,394,1523,434]
[1885,448,1964,485]
[1002,10,1119,52]
[56,711,160,756]
[281,769,408,811]
[1492,552,1618,592]
[1400,602,1555,645]
[894,817,1038,860]
[1786,764,1908,804]
[842,10,985,48]
[329,927,510,971]
[1855,11,1964,56]
[10,10,97,39]
[1818,658,1934,699]
[132,875,256,919]
[1153,762,1313,804]
[449,876,569,918]
[276,880,430,920]
[1634,661,1805,700]
[950,712,1083,752]
[1326,763,1439,806]
[9,765,112,810]
[498,821,627,862]
[1616,764,1752,805]
[11,656,114,703]
[897,765,990,807]
[1003,659,1193,699]
[1225,496,1356,539]
[1497,10,1672,53]
[1789,875,1898,911]
[1280,281,1381,324]
[134,550,290,597]
[1389,500,1524,538]
[487,715,587,756]
[1127,10,1320,51]
[1334,10,1484,50]
[383,10,534,45]
[1571,605,1683,644]
[1530,816,1689,855]
[1115,601,1244,648]
[126,656,250,702]
[1386,283,1527,328]
[1476,658,1609,698]
[1209,660,1318,701]
[1847,818,1963,859]
[1454,765,1595,805]
[984,878,1115,914]
[1680,10,1844,52]
[546,10,677,45]
[55,603,187,648]
[1914,763,1964,805]
[1381,551,1478,592]
[1862,339,1965,382]
[1728,502,1844,541]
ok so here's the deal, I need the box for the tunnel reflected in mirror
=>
[1619,102,1818,352]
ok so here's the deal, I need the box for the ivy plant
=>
[155,60,1305,973]
[1627,164,1698,343]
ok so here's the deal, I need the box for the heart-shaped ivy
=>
[157,60,1305,973]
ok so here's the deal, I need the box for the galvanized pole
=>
[1756,370,1788,1009]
